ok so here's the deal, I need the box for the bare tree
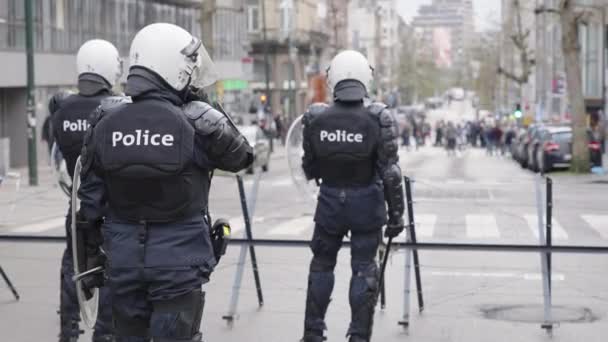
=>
[536,0,592,173]
[497,0,536,86]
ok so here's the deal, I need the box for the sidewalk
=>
[0,166,68,228]
[0,145,287,229]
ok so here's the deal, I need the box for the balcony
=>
[247,28,329,55]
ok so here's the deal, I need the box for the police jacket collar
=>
[78,73,112,97]
[333,79,367,103]
[125,67,184,106]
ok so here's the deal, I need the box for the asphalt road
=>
[1,144,608,341]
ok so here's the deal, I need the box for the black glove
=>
[81,248,106,300]
[75,211,106,299]
[384,216,405,238]
[211,218,231,263]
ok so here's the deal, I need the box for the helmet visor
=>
[181,37,219,88]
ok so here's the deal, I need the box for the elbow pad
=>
[48,90,73,115]
[380,163,404,220]
[184,101,254,172]
[372,104,404,219]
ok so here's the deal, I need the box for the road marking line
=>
[227,216,265,235]
[270,178,292,187]
[268,216,313,236]
[466,214,500,238]
[9,217,65,233]
[414,214,436,237]
[523,214,568,240]
[428,270,565,281]
[581,215,608,239]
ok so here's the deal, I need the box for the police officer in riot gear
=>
[300,50,405,342]
[77,23,253,341]
[50,39,123,342]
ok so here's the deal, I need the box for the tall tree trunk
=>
[560,1,589,172]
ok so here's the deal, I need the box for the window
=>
[580,22,602,98]
[247,5,259,33]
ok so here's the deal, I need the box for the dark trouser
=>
[303,223,381,341]
[108,267,207,342]
[60,218,113,341]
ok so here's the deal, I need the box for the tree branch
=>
[497,66,527,84]
[534,6,561,15]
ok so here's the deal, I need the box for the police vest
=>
[52,93,108,178]
[308,103,380,186]
[95,99,208,223]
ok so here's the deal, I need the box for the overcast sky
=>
[397,0,502,32]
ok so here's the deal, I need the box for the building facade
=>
[347,0,400,97]
[533,0,606,123]
[411,0,475,68]
[0,0,200,169]
[245,0,327,121]
[202,0,253,115]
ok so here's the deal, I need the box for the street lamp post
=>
[261,0,272,111]
[25,0,38,186]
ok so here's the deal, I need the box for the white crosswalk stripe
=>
[414,214,436,237]
[9,217,65,233]
[268,216,313,236]
[13,213,608,243]
[581,215,608,239]
[523,214,569,241]
[465,214,500,238]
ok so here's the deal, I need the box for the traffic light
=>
[513,103,523,119]
[260,94,267,105]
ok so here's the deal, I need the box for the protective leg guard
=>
[59,247,83,341]
[302,263,335,340]
[150,290,205,341]
[346,262,379,341]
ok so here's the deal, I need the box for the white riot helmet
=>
[129,23,218,92]
[326,50,374,99]
[76,39,123,86]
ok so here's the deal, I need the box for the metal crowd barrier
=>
[1,174,607,336]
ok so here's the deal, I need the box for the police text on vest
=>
[63,119,89,132]
[320,130,363,143]
[112,130,174,147]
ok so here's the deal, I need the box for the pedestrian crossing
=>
[224,212,608,243]
[4,212,608,244]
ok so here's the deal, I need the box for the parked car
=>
[535,127,602,173]
[526,125,550,172]
[516,124,539,168]
[238,125,270,174]
[511,129,527,163]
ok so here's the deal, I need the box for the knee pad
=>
[310,236,340,273]
[151,290,205,341]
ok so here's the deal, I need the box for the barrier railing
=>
[2,174,608,337]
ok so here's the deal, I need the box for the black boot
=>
[300,331,326,342]
[92,335,115,342]
[58,317,82,342]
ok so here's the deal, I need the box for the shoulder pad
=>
[367,102,388,116]
[100,96,132,111]
[303,102,328,123]
[48,90,73,114]
[184,101,228,135]
[89,96,131,126]
[183,101,215,121]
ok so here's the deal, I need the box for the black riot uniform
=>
[50,73,116,342]
[301,80,405,342]
[77,67,253,342]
